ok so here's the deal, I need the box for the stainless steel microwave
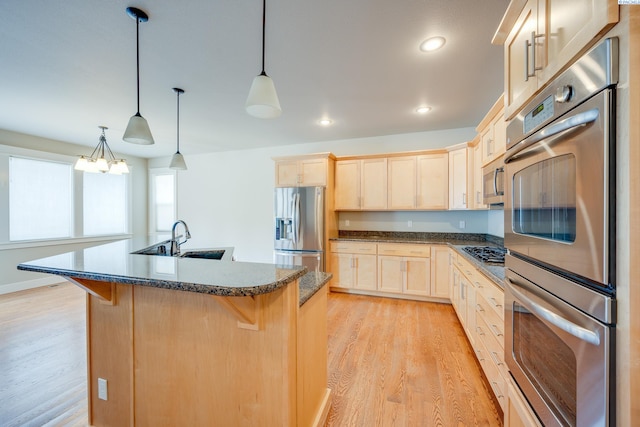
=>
[482,155,504,205]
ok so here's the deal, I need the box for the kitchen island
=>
[18,238,332,427]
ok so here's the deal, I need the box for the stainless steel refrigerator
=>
[274,186,325,272]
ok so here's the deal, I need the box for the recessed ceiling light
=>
[419,36,446,52]
[319,119,333,126]
[416,106,432,114]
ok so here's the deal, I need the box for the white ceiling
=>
[0,0,508,159]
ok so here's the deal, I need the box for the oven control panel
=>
[523,94,554,134]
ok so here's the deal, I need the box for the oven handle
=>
[507,274,601,346]
[504,108,599,163]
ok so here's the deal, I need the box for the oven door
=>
[504,88,614,290]
[505,260,613,427]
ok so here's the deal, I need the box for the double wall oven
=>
[504,38,617,427]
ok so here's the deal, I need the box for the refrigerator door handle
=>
[316,189,322,249]
[293,192,301,247]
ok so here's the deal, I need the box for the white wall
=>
[156,126,509,263]
[0,129,148,292]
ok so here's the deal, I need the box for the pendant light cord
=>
[176,91,181,153]
[136,16,141,114]
[261,0,266,76]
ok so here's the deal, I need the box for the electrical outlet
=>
[459,221,466,229]
[407,220,413,228]
[98,378,108,401]
[345,220,350,227]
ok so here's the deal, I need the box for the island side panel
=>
[131,281,299,426]
[297,284,331,427]
[86,284,134,427]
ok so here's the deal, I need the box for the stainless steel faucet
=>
[170,220,191,256]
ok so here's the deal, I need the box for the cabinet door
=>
[299,158,327,186]
[377,256,403,293]
[492,112,507,159]
[329,253,354,288]
[481,124,494,165]
[540,0,618,85]
[404,257,430,296]
[416,153,448,210]
[354,254,377,290]
[361,158,387,210]
[275,160,300,187]
[335,160,361,210]
[473,143,487,209]
[430,246,451,298]
[504,0,539,119]
[387,156,416,210]
[464,278,477,347]
[448,148,468,210]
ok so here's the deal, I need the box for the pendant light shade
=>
[246,0,281,118]
[123,7,154,145]
[169,88,187,170]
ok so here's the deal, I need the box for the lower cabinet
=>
[329,241,449,301]
[451,250,508,412]
[329,242,377,290]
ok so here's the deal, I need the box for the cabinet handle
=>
[525,31,543,81]
[476,349,485,361]
[475,281,483,289]
[476,326,485,336]
[460,282,465,299]
[491,381,504,398]
[410,251,423,254]
[476,190,481,204]
[476,303,484,312]
[486,139,493,157]
[489,297,502,309]
[462,192,467,206]
[490,351,504,366]
[489,323,504,337]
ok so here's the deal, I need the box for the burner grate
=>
[462,246,506,264]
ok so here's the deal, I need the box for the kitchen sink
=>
[131,240,172,256]
[179,250,225,260]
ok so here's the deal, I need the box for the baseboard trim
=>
[0,276,62,295]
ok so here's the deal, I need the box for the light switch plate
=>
[98,378,108,401]
[459,221,466,229]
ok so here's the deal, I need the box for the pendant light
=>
[123,7,154,145]
[245,0,281,119]
[75,127,129,174]
[169,88,187,170]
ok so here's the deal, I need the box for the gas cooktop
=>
[462,246,506,265]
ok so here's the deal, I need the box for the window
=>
[83,172,128,236]
[150,170,176,233]
[9,157,73,241]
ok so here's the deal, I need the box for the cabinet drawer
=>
[476,291,504,348]
[474,276,504,321]
[330,241,377,255]
[378,243,430,258]
[456,255,478,282]
[475,336,507,411]
[476,312,506,376]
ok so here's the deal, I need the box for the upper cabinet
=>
[274,153,335,187]
[335,158,387,210]
[496,0,619,119]
[448,146,469,210]
[470,136,487,210]
[476,96,506,167]
[336,152,449,211]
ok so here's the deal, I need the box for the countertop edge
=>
[17,263,309,297]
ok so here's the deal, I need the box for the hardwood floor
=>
[325,292,503,426]
[0,284,502,426]
[0,283,87,427]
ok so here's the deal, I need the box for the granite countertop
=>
[331,231,506,288]
[299,271,332,306]
[17,238,309,298]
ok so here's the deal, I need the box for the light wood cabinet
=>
[417,153,449,210]
[329,242,377,290]
[274,154,334,187]
[334,159,387,210]
[377,243,431,296]
[387,156,416,210]
[430,246,451,298]
[499,0,618,119]
[476,96,507,167]
[505,377,543,427]
[471,138,487,210]
[448,146,469,210]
